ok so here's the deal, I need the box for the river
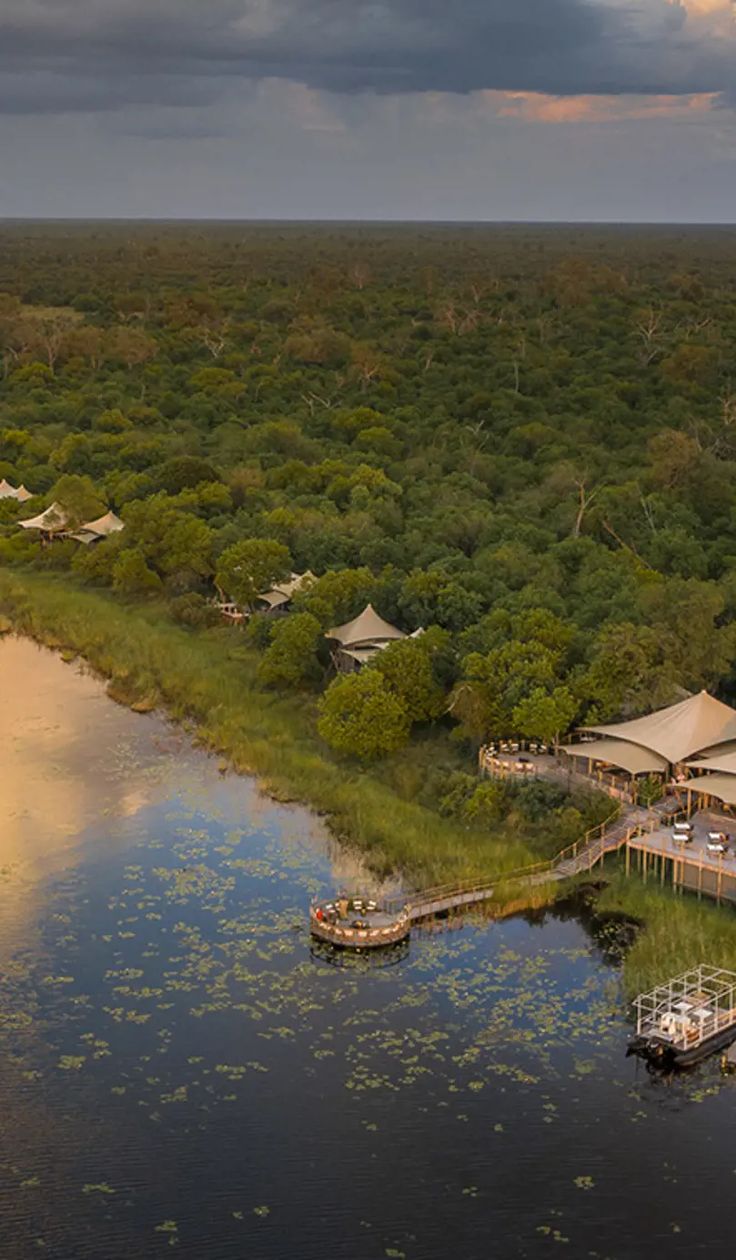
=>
[1,635,734,1259]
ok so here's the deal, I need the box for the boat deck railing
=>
[634,964,736,1052]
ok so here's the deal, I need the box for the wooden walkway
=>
[397,791,694,924]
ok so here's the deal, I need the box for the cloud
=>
[490,90,720,124]
[0,0,734,121]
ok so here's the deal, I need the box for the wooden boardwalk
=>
[402,798,692,924]
[403,808,647,922]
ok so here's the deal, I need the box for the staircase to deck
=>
[400,800,678,924]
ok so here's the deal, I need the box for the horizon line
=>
[0,215,735,229]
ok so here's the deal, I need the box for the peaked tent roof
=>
[326,603,406,648]
[19,502,68,531]
[583,691,736,765]
[562,739,668,777]
[79,510,125,537]
[0,479,33,502]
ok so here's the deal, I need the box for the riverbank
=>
[592,872,736,997]
[0,569,548,891]
[7,570,736,996]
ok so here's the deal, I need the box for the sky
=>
[1,0,736,221]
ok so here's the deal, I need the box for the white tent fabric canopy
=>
[19,502,68,531]
[582,691,736,765]
[257,571,314,611]
[0,479,32,502]
[685,774,736,807]
[326,603,405,649]
[687,747,736,776]
[80,510,124,536]
[562,739,668,776]
[339,642,394,667]
[68,511,125,544]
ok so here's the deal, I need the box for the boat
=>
[628,964,736,1068]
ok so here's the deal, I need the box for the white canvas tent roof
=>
[258,571,314,611]
[326,603,405,649]
[562,739,668,777]
[68,510,125,543]
[339,642,395,667]
[687,747,736,775]
[582,691,736,765]
[685,774,736,808]
[19,502,68,532]
[0,479,33,502]
[80,510,124,536]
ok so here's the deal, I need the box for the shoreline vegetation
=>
[5,569,736,998]
[0,568,552,897]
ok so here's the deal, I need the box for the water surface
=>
[1,637,734,1259]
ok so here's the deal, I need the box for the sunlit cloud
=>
[486,90,721,124]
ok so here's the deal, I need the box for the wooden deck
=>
[317,803,736,945]
[625,810,736,905]
[402,803,736,923]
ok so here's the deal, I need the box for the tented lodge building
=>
[562,690,736,811]
[326,604,406,672]
[0,479,33,502]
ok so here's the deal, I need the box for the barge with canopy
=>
[629,964,736,1067]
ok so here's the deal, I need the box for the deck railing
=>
[351,799,689,926]
[392,804,631,919]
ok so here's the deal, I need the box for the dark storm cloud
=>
[0,0,733,115]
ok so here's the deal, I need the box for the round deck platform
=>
[310,896,410,950]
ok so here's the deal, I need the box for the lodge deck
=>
[625,810,736,905]
[311,807,736,952]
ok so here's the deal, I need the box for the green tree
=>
[122,497,215,590]
[511,686,577,748]
[373,638,444,723]
[51,473,106,527]
[317,671,411,760]
[112,550,163,597]
[463,781,508,826]
[215,539,291,610]
[296,566,374,627]
[257,613,322,689]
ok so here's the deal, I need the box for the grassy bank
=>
[0,568,545,889]
[593,869,736,997]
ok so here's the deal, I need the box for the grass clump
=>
[595,870,736,997]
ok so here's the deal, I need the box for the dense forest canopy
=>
[2,221,736,761]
